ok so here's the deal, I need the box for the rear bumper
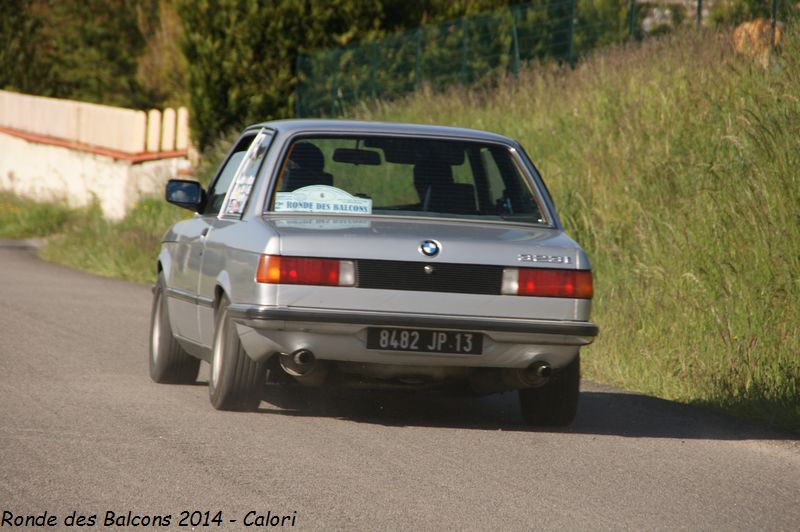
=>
[228,305,597,369]
[228,305,598,337]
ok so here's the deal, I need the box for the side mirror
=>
[166,179,204,212]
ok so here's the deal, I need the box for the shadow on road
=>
[253,382,797,441]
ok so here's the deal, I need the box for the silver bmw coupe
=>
[150,119,597,426]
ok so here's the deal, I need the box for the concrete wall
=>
[0,90,193,220]
[0,90,189,154]
[0,130,187,220]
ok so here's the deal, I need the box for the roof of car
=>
[247,119,517,145]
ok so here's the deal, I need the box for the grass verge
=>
[0,192,74,239]
[352,29,800,431]
[39,198,190,285]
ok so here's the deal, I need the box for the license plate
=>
[366,327,483,355]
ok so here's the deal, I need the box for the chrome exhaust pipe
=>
[279,349,327,386]
[469,362,552,395]
[293,349,314,367]
[524,361,552,387]
[280,349,315,376]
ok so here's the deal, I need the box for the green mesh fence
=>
[295,0,635,117]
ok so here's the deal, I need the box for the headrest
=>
[413,160,454,197]
[289,142,325,171]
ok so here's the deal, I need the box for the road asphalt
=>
[1,243,798,530]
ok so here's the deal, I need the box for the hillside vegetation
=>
[11,29,798,431]
[353,29,799,430]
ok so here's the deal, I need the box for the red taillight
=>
[502,267,593,299]
[256,255,355,286]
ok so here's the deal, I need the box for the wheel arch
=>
[213,269,233,312]
[156,248,172,282]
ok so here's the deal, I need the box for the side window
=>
[481,147,505,200]
[204,135,254,216]
[481,147,545,222]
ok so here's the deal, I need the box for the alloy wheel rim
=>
[150,290,162,366]
[210,308,226,390]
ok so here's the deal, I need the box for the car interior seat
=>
[283,142,334,191]
[413,160,476,214]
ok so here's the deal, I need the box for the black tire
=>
[518,355,580,427]
[149,273,201,384]
[208,296,265,411]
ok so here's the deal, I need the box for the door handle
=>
[201,228,209,237]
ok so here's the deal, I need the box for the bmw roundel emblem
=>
[419,240,441,257]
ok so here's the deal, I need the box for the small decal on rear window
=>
[275,218,372,230]
[274,185,372,215]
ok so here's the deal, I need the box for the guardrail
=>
[0,90,189,156]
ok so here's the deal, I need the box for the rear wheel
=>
[518,355,580,427]
[209,296,265,411]
[149,273,200,384]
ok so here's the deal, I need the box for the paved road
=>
[1,244,798,530]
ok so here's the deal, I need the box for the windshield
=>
[265,135,547,225]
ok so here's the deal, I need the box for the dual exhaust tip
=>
[278,348,553,394]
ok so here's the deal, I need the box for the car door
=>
[165,132,255,344]
[196,129,273,347]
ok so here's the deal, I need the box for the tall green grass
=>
[0,192,74,239]
[353,30,800,430]
[39,199,190,284]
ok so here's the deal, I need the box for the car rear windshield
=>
[265,135,548,225]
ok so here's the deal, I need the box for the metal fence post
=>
[370,42,378,99]
[294,54,303,117]
[628,0,636,39]
[331,48,341,116]
[696,0,703,29]
[511,6,520,75]
[461,19,469,84]
[415,28,422,88]
[567,0,577,64]
[771,0,778,50]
